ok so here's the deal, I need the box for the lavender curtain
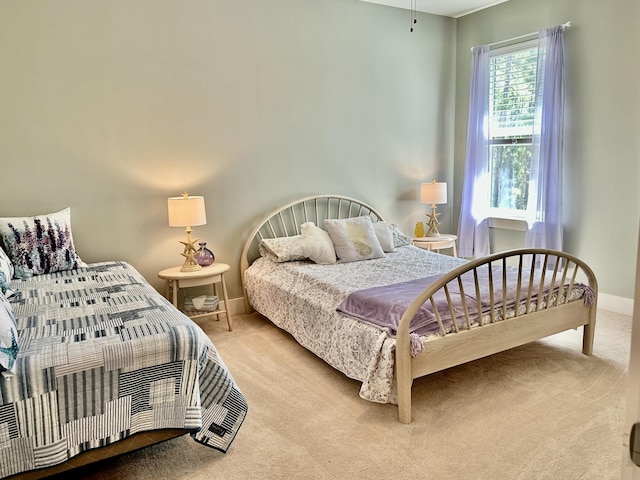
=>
[525,26,566,251]
[459,26,566,259]
[457,45,491,258]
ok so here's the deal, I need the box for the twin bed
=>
[1,257,247,479]
[241,194,597,424]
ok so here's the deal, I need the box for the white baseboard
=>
[231,294,635,317]
[598,293,634,316]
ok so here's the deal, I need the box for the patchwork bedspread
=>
[0,261,247,478]
[244,246,468,404]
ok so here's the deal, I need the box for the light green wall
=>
[2,0,636,302]
[454,0,640,299]
[0,1,456,298]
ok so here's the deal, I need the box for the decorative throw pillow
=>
[0,272,13,299]
[0,247,14,297]
[259,236,307,263]
[0,208,85,279]
[389,224,413,248]
[372,221,395,253]
[0,293,19,374]
[324,216,385,263]
[292,222,337,265]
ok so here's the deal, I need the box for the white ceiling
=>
[360,0,511,18]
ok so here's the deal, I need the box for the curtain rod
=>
[470,21,571,52]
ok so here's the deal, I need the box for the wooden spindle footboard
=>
[395,248,598,424]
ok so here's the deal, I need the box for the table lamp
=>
[168,193,207,272]
[420,180,447,237]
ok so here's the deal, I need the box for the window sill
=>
[487,216,527,232]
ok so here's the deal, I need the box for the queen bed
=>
[240,194,597,424]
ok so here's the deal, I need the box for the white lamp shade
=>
[167,195,207,227]
[420,181,447,205]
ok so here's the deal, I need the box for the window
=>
[488,41,538,218]
[459,26,565,258]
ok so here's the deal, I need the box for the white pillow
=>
[372,221,395,253]
[259,236,307,262]
[324,216,385,263]
[293,222,337,265]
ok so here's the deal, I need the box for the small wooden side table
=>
[412,234,458,257]
[158,263,232,331]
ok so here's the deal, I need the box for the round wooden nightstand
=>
[412,234,458,257]
[158,263,232,331]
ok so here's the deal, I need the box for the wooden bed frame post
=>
[396,317,413,424]
[582,304,597,355]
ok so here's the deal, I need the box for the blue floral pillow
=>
[0,292,19,374]
[0,247,14,297]
[0,271,13,298]
[0,208,85,279]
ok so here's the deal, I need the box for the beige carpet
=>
[60,309,630,480]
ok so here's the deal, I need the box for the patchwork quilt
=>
[0,261,247,478]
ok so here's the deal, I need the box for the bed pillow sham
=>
[259,235,308,263]
[372,221,395,253]
[0,292,19,374]
[390,223,413,248]
[0,207,86,279]
[294,222,337,265]
[324,216,385,263]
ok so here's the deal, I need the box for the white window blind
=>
[489,43,538,140]
[488,41,539,213]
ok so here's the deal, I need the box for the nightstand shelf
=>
[158,263,232,331]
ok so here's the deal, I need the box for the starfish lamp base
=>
[179,227,202,272]
[425,204,442,237]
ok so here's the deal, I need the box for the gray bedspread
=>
[1,261,247,478]
[244,246,468,404]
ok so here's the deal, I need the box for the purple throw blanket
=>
[337,264,594,354]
